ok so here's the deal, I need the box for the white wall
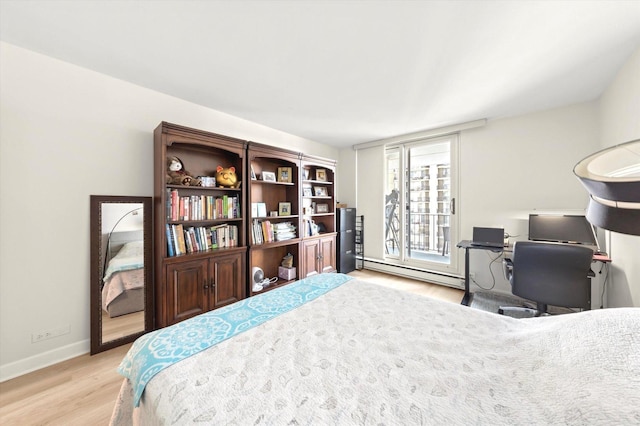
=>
[0,42,338,381]
[598,47,640,307]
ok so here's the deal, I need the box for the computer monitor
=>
[528,214,598,246]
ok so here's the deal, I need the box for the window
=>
[384,135,459,274]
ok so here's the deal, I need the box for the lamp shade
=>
[585,196,640,236]
[574,139,640,236]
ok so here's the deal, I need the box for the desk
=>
[456,240,505,306]
[456,240,611,307]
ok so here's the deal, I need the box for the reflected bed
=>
[110,273,639,425]
[102,234,144,318]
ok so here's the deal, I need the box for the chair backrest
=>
[510,241,593,309]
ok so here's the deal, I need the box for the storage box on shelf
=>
[247,142,301,295]
[154,122,247,327]
[300,155,337,278]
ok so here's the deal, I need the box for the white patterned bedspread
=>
[110,277,640,425]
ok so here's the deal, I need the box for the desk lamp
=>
[574,139,640,236]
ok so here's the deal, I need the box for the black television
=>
[528,214,598,246]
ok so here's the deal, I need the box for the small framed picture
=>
[278,202,291,216]
[315,169,327,182]
[303,186,313,197]
[316,203,329,213]
[269,211,278,217]
[277,167,292,183]
[250,164,257,180]
[303,168,310,180]
[262,171,276,182]
[314,186,328,197]
[257,203,267,217]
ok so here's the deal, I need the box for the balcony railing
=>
[407,212,450,254]
[385,211,450,256]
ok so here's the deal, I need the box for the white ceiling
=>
[1,1,639,148]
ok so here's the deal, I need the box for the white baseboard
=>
[0,339,90,383]
[362,259,465,289]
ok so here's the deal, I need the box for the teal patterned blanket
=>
[117,273,354,407]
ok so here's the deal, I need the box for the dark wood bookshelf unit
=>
[154,122,247,327]
[300,155,337,278]
[153,124,338,323]
[247,142,301,296]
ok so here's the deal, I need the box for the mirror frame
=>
[90,195,153,354]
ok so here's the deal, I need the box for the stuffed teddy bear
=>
[215,166,240,188]
[166,156,200,186]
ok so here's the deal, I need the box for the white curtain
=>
[356,145,385,260]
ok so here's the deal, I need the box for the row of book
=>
[302,218,321,237]
[166,223,239,256]
[166,189,240,221]
[251,220,297,245]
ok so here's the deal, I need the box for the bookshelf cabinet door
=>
[301,235,337,277]
[301,239,321,277]
[319,235,337,274]
[209,252,245,309]
[165,260,208,325]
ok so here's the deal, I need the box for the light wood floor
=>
[0,270,463,425]
[348,269,464,304]
[102,310,144,343]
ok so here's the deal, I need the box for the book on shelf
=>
[302,218,320,237]
[174,224,187,255]
[165,224,175,257]
[252,219,297,244]
[166,223,239,256]
[167,189,240,221]
[251,202,267,218]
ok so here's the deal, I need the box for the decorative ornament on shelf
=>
[279,253,296,280]
[281,253,293,268]
[166,156,200,186]
[574,139,640,236]
[215,166,240,188]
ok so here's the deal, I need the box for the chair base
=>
[498,306,548,318]
[499,300,549,318]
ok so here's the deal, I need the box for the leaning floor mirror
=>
[90,195,153,354]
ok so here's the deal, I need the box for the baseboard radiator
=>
[360,258,464,290]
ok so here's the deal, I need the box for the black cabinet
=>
[337,208,356,273]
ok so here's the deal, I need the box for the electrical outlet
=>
[469,272,476,280]
[31,325,70,343]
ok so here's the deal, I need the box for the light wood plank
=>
[0,270,462,424]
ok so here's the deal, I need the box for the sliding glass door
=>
[385,135,459,274]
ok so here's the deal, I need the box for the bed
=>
[102,233,145,318]
[110,273,640,425]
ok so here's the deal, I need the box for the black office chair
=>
[499,241,595,317]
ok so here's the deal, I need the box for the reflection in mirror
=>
[90,195,152,354]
